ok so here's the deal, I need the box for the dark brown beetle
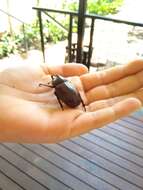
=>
[39,75,86,111]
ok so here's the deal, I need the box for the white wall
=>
[0,0,64,32]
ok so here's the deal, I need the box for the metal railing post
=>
[87,18,95,69]
[37,10,45,62]
[68,14,73,62]
[22,23,28,52]
[76,0,87,63]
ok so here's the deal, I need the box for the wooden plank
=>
[20,144,111,190]
[130,109,143,120]
[0,113,143,190]
[107,123,143,142]
[123,117,143,128]
[91,130,143,158]
[83,133,143,167]
[43,142,142,190]
[100,126,143,149]
[131,115,143,122]
[116,120,143,135]
[0,156,47,190]
[72,136,143,177]
[129,116,143,126]
[0,144,69,190]
[130,114,142,120]
[58,140,143,190]
[0,171,24,190]
[3,143,94,190]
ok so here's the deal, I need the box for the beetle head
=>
[51,75,67,86]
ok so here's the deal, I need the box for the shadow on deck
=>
[0,110,143,190]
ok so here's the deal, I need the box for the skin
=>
[0,60,142,143]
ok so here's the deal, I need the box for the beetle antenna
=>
[39,83,54,88]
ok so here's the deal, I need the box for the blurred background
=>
[0,0,143,70]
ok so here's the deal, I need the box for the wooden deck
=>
[0,110,143,190]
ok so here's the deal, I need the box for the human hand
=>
[0,60,142,143]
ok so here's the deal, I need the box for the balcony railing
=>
[33,6,143,69]
[0,8,28,53]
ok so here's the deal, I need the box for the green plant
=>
[18,22,41,50]
[87,0,124,15]
[0,22,41,59]
[62,0,78,11]
[0,19,68,59]
[20,19,67,46]
[45,21,67,43]
[0,33,17,59]
[62,0,124,15]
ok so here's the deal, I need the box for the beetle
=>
[39,75,86,111]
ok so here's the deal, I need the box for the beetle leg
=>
[54,92,64,110]
[78,93,86,112]
[39,83,54,88]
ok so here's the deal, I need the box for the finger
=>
[41,63,88,76]
[132,88,143,104]
[88,97,125,112]
[87,93,139,111]
[87,87,143,112]
[86,69,143,103]
[81,59,143,91]
[0,84,57,104]
[69,98,141,138]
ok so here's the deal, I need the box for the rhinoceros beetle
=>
[39,75,86,111]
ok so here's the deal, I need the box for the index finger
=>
[81,59,143,91]
[69,98,141,138]
[41,63,88,77]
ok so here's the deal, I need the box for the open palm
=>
[0,61,142,143]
